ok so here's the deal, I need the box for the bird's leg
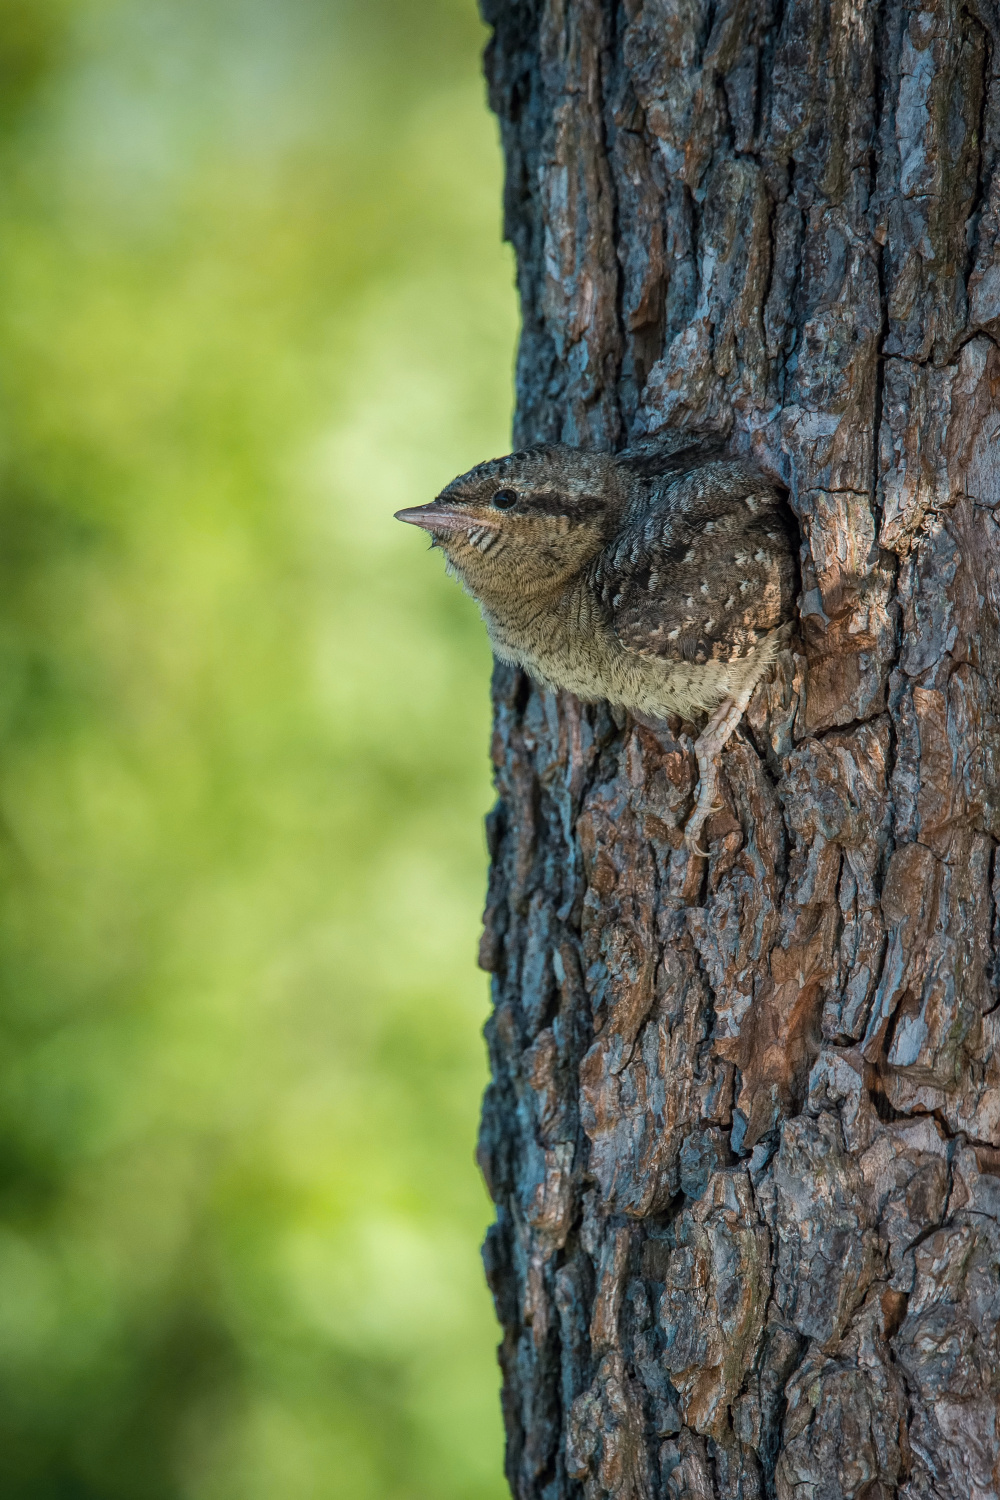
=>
[684,676,761,856]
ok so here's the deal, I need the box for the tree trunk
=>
[475,1,1000,1496]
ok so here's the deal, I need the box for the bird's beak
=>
[394,503,498,535]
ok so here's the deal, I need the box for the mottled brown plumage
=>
[396,442,797,852]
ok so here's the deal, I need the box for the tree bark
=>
[475,1,1000,1496]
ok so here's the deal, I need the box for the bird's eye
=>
[492,489,518,510]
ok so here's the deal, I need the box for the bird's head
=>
[395,445,626,600]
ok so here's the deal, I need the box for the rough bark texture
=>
[475,1,1000,1495]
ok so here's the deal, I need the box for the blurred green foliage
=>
[0,0,515,1495]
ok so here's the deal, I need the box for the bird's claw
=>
[683,798,726,856]
[683,825,711,858]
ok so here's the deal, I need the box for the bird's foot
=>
[683,760,720,856]
[682,694,751,857]
[631,698,749,858]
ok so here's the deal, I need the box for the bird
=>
[395,442,798,854]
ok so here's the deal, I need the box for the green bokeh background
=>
[0,0,515,1494]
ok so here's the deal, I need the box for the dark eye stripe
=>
[493,489,517,509]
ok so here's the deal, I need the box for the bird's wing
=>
[593,468,797,665]
[614,437,728,479]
